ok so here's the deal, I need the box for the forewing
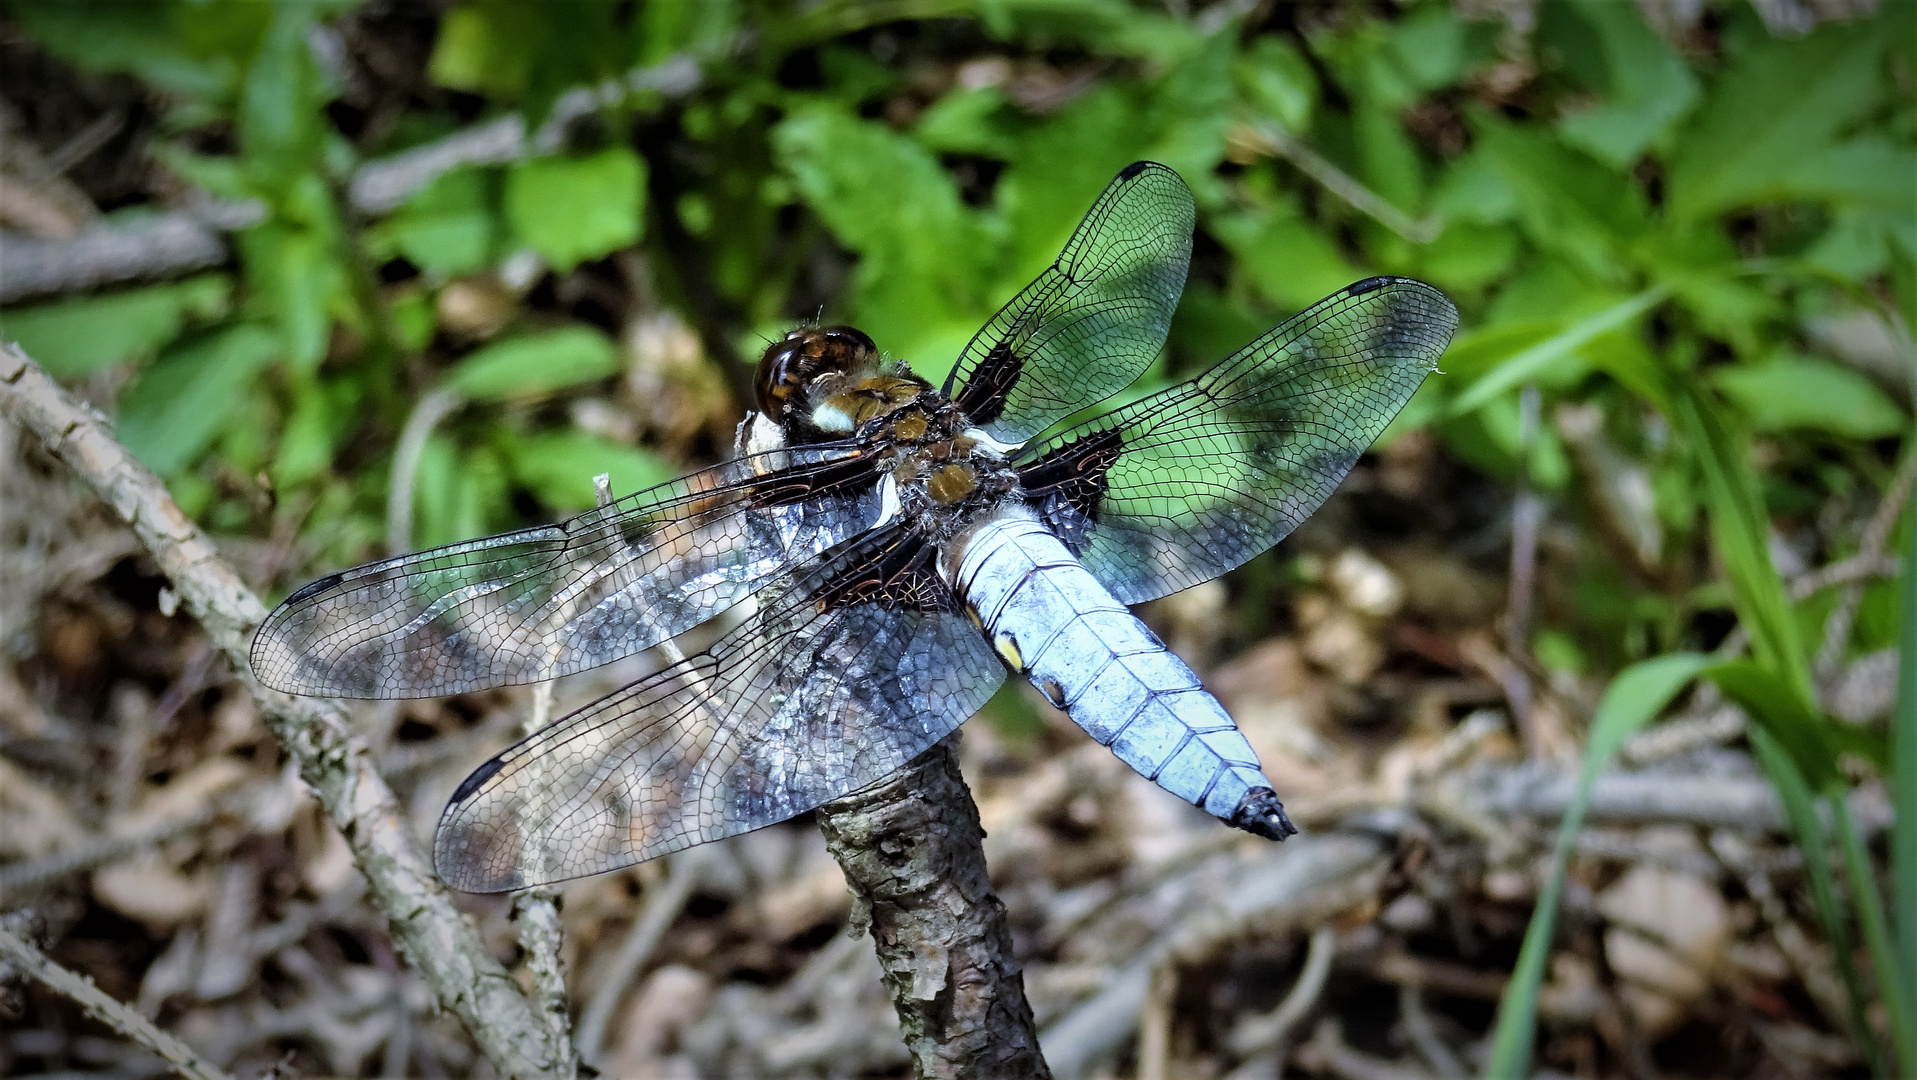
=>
[943,161,1193,446]
[251,443,884,699]
[432,529,1004,891]
[1018,278,1457,604]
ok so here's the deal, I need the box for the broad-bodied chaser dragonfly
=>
[252,162,1457,893]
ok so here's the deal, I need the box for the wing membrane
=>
[433,528,1005,891]
[1019,277,1457,604]
[943,161,1193,445]
[251,443,884,698]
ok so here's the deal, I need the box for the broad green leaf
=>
[272,379,360,490]
[367,167,499,277]
[443,326,620,401]
[1450,286,1668,416]
[1666,23,1885,221]
[117,323,281,476]
[1485,652,1712,1079]
[0,276,228,376]
[504,147,646,272]
[1235,35,1318,133]
[239,219,349,373]
[1211,198,1358,313]
[506,431,673,511]
[1544,0,1699,168]
[1473,118,1649,282]
[1385,6,1472,93]
[5,0,252,101]
[775,104,996,372]
[1713,357,1907,439]
[237,4,332,187]
[913,86,1019,158]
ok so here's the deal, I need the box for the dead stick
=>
[0,345,566,1079]
[815,733,1051,1080]
[0,917,236,1080]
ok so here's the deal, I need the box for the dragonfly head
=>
[754,325,880,425]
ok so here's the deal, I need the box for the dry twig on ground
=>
[0,344,567,1079]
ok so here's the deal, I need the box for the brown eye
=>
[754,336,808,420]
[753,326,879,422]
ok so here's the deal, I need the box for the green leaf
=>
[1450,286,1669,416]
[1677,389,1813,701]
[1473,117,1649,282]
[0,276,228,376]
[1896,462,1917,1064]
[238,220,348,373]
[504,147,646,272]
[1713,356,1907,439]
[506,431,673,511]
[237,4,332,186]
[442,326,620,401]
[775,104,996,371]
[913,86,1019,158]
[1235,35,1318,133]
[1212,198,1358,313]
[1666,22,1885,221]
[1485,652,1712,1079]
[366,167,499,277]
[117,323,281,476]
[1544,0,1699,168]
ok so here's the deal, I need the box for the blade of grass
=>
[1746,726,1883,1076]
[1678,388,1815,702]
[1898,452,1917,1073]
[1449,285,1670,417]
[1483,652,1709,1080]
[1831,788,1914,1075]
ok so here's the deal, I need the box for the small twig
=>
[816,733,1051,1080]
[1815,450,1917,682]
[0,345,563,1079]
[1136,965,1177,1080]
[0,916,237,1080]
[1228,925,1336,1067]
[1239,121,1443,244]
[1295,1018,1436,1080]
[575,849,712,1061]
[1397,984,1466,1080]
[385,388,463,556]
[0,804,216,899]
[1506,385,1544,756]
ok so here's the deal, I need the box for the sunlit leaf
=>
[1714,356,1907,440]
[442,326,621,401]
[504,147,646,272]
[1544,0,1699,168]
[118,323,281,475]
[0,277,228,376]
[506,431,673,511]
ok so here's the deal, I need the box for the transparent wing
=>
[250,442,885,699]
[432,528,1005,892]
[942,160,1193,446]
[1018,278,1458,605]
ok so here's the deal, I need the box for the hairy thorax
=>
[743,326,1021,545]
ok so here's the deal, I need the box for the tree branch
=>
[0,54,705,305]
[815,733,1052,1080]
[0,344,566,1079]
[0,915,236,1080]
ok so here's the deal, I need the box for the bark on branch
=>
[0,344,569,1079]
[816,733,1052,1079]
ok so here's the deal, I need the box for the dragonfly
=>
[251,161,1457,893]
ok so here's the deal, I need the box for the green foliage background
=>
[2,0,1913,1072]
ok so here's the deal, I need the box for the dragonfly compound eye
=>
[754,326,879,421]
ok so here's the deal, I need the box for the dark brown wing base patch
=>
[1018,427,1124,554]
[812,531,950,613]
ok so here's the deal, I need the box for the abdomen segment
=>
[947,510,1296,840]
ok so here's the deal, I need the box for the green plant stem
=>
[1749,728,1883,1076]
[1831,787,1915,1075]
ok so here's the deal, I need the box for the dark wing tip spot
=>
[1118,160,1153,181]
[448,755,505,804]
[1345,276,1394,296]
[282,571,345,607]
